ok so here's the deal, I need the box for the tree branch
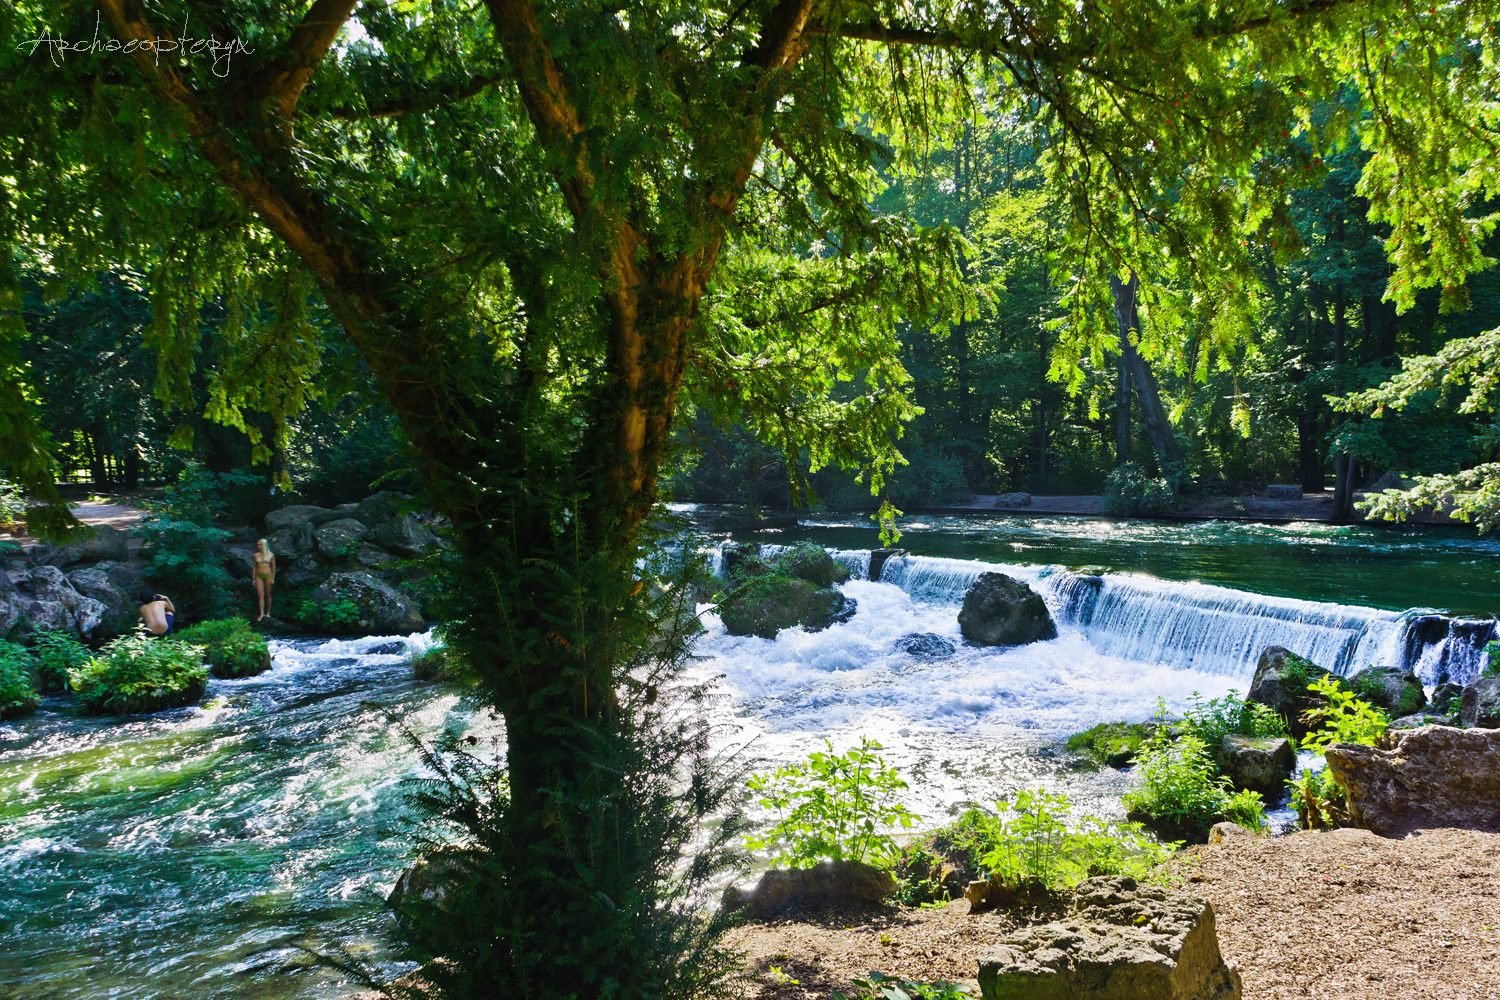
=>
[249,0,361,120]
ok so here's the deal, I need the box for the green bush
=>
[286,594,363,633]
[745,736,920,868]
[1482,639,1500,678]
[33,630,90,694]
[1066,721,1156,767]
[135,463,260,618]
[833,972,971,1000]
[1101,462,1175,517]
[69,630,209,715]
[1288,767,1348,831]
[1123,730,1266,842]
[1300,675,1389,752]
[174,618,271,679]
[0,641,40,719]
[1180,690,1288,745]
[412,643,467,682]
[0,478,25,527]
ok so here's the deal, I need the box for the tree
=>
[4,2,1497,995]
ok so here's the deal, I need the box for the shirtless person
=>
[139,594,176,636]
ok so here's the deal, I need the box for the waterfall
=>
[831,548,872,580]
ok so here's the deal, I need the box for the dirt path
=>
[6,500,149,547]
[730,828,1500,999]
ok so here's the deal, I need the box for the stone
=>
[348,491,411,529]
[867,547,906,583]
[900,632,957,658]
[367,514,439,559]
[281,560,330,589]
[958,572,1057,646]
[265,525,310,561]
[1264,484,1302,500]
[720,575,856,639]
[1460,677,1500,729]
[718,543,761,579]
[30,524,130,566]
[386,847,472,913]
[1431,682,1465,715]
[1348,666,1426,717]
[103,561,148,602]
[1324,725,1500,835]
[312,571,425,634]
[1368,470,1404,492]
[1247,646,1331,739]
[1212,734,1296,797]
[978,876,1241,1000]
[315,518,370,560]
[368,641,406,656]
[70,565,138,623]
[263,504,340,532]
[995,492,1032,508]
[1389,712,1457,730]
[1207,822,1258,845]
[355,543,399,569]
[773,542,850,588]
[721,860,897,920]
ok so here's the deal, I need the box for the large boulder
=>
[958,573,1057,646]
[719,576,855,639]
[1264,484,1301,500]
[368,514,439,559]
[977,876,1241,1000]
[30,524,130,566]
[313,571,425,634]
[1324,726,1500,835]
[995,492,1032,508]
[264,504,340,532]
[1460,677,1500,729]
[348,491,410,529]
[1212,734,1296,798]
[1247,647,1330,739]
[867,547,906,583]
[66,566,137,638]
[22,566,109,639]
[1347,666,1426,717]
[720,860,897,920]
[266,522,316,561]
[315,518,369,560]
[774,542,849,588]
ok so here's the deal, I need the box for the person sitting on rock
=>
[252,538,276,621]
[139,594,175,636]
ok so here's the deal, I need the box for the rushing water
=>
[3,511,1496,998]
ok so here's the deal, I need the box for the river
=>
[1,512,1495,998]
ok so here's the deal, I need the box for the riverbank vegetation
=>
[69,631,208,716]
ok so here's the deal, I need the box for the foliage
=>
[286,594,363,634]
[1123,731,1266,839]
[69,630,208,715]
[1180,691,1288,746]
[1289,768,1349,832]
[135,463,256,617]
[0,640,39,719]
[1066,722,1155,766]
[0,478,24,526]
[172,617,254,649]
[832,971,971,1000]
[1300,676,1390,753]
[1222,789,1270,834]
[1483,640,1500,679]
[174,617,270,679]
[745,736,920,869]
[32,629,89,694]
[1101,463,1174,518]
[411,643,466,683]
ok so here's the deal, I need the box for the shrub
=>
[745,736,920,868]
[33,630,90,694]
[0,641,40,719]
[173,618,271,679]
[1180,690,1287,745]
[412,643,466,682]
[1101,462,1174,517]
[1483,639,1500,678]
[1288,768,1348,831]
[1300,675,1389,752]
[0,478,25,527]
[1066,721,1156,766]
[286,594,363,633]
[833,972,971,1000]
[1123,730,1266,842]
[69,630,209,715]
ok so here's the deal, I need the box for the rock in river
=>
[719,575,855,639]
[312,571,425,634]
[721,860,897,920]
[1247,646,1330,738]
[1324,725,1500,835]
[957,572,1057,646]
[1212,733,1295,797]
[1347,666,1426,717]
[1461,677,1500,729]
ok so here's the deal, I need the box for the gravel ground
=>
[730,827,1500,999]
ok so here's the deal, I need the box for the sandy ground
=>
[729,827,1500,999]
[6,500,149,547]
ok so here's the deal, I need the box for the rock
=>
[995,492,1032,508]
[720,576,856,639]
[315,518,369,560]
[312,571,425,634]
[900,632,956,658]
[977,875,1241,1000]
[721,860,897,920]
[718,543,761,580]
[30,525,130,566]
[348,491,411,529]
[1265,484,1302,500]
[265,523,315,561]
[23,566,110,639]
[386,847,471,913]
[1207,822,1258,845]
[709,510,800,532]
[1247,647,1331,738]
[264,504,341,532]
[957,572,1057,646]
[368,641,406,656]
[772,542,849,588]
[1324,725,1500,834]
[1348,666,1426,717]
[867,547,906,583]
[1389,712,1457,730]
[67,567,136,637]
[367,514,439,559]
[281,560,330,589]
[1212,734,1296,797]
[355,543,399,570]
[1431,682,1465,715]
[1368,470,1404,492]
[1460,677,1500,729]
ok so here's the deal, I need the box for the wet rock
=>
[312,571,425,634]
[1348,666,1426,717]
[1325,725,1500,834]
[868,547,906,583]
[718,543,761,580]
[1212,734,1295,797]
[368,514,440,559]
[66,566,136,638]
[995,492,1032,508]
[900,632,956,658]
[314,518,369,560]
[1264,484,1302,500]
[958,572,1057,646]
[30,525,130,566]
[1460,678,1500,729]
[720,575,855,639]
[387,847,472,913]
[368,641,406,656]
[1207,822,1258,845]
[721,860,897,920]
[1247,647,1331,738]
[1430,682,1465,715]
[773,542,849,588]
[978,875,1242,1000]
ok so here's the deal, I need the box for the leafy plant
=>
[1222,789,1269,833]
[833,971,971,1000]
[174,618,270,679]
[1180,690,1287,745]
[1123,730,1265,840]
[135,463,256,617]
[0,641,40,719]
[285,594,364,634]
[1288,768,1348,831]
[1483,640,1500,678]
[69,630,209,715]
[745,736,920,868]
[0,479,25,527]
[32,630,90,694]
[1066,721,1155,766]
[1300,676,1389,752]
[1101,462,1174,517]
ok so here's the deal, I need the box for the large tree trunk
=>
[1111,274,1183,477]
[1116,354,1132,464]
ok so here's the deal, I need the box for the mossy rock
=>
[1248,646,1336,739]
[720,575,856,639]
[1067,722,1158,768]
[1124,806,1213,846]
[1347,666,1426,718]
[772,542,850,588]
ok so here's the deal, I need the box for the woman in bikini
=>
[252,538,276,621]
